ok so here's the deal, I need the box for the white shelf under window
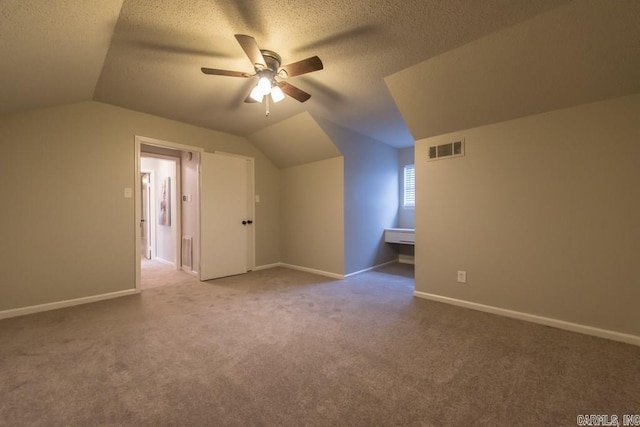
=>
[384,228,415,245]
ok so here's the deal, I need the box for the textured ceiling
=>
[1,0,571,149]
[248,112,340,169]
[0,0,123,114]
[386,0,640,140]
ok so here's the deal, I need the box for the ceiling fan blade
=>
[234,34,266,68]
[277,81,312,103]
[279,56,323,78]
[201,67,253,78]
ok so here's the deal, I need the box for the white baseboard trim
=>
[255,260,403,279]
[344,260,398,278]
[398,255,415,265]
[280,263,344,280]
[0,289,139,320]
[413,291,640,347]
[252,262,284,271]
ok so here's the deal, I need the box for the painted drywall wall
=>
[398,146,415,229]
[316,119,399,274]
[280,157,344,276]
[415,94,640,337]
[0,101,280,312]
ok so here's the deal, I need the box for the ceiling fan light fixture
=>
[271,86,285,103]
[257,76,272,95]
[249,86,264,102]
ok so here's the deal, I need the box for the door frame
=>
[140,170,154,260]
[134,136,203,291]
[134,137,256,290]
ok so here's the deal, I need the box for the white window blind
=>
[403,165,415,208]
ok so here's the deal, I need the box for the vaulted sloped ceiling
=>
[248,112,340,169]
[0,0,123,115]
[385,0,640,141]
[1,0,573,150]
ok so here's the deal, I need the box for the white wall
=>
[280,157,344,276]
[414,94,640,338]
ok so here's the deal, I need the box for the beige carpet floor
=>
[1,263,638,426]
[140,257,199,289]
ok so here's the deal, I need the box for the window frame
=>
[403,164,415,209]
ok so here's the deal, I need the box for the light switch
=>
[255,195,260,203]
[457,271,467,283]
[124,187,133,198]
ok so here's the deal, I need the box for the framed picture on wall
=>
[159,177,171,226]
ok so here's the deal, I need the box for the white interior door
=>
[200,152,251,280]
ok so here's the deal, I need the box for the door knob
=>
[247,220,253,225]
[242,220,247,225]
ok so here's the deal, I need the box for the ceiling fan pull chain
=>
[265,93,270,117]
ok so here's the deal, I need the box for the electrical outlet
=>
[457,270,467,283]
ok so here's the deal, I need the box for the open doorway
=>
[140,154,178,265]
[134,136,256,290]
[137,139,201,290]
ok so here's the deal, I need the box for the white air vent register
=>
[428,139,465,161]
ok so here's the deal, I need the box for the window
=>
[403,164,415,208]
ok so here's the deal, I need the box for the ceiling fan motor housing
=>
[260,50,282,74]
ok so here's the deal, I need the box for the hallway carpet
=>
[1,264,638,425]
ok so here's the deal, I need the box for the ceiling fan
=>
[201,34,323,113]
